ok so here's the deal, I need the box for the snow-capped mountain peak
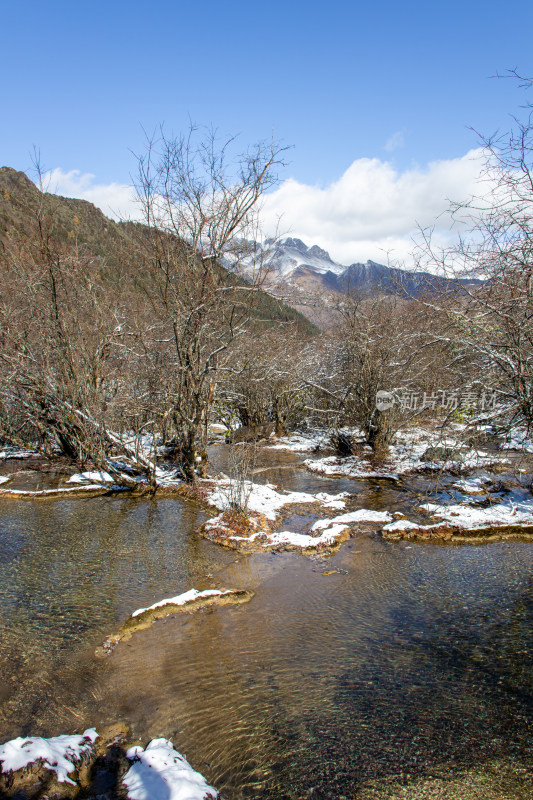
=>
[263,237,345,279]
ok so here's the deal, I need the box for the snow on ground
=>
[382,519,428,534]
[0,476,10,485]
[0,729,98,784]
[305,426,508,480]
[266,525,351,549]
[420,488,533,528]
[304,455,399,479]
[265,429,366,454]
[0,731,218,800]
[314,491,348,509]
[68,470,115,484]
[451,475,492,494]
[311,509,392,531]
[390,428,504,473]
[206,480,347,521]
[203,492,391,551]
[0,485,111,497]
[264,432,328,452]
[132,588,234,618]
[154,466,181,482]
[0,446,37,460]
[204,475,399,551]
[123,738,218,800]
[66,465,182,489]
[204,520,353,550]
[500,430,533,453]
[382,485,533,536]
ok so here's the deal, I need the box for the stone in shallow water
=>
[0,728,98,798]
[95,588,254,657]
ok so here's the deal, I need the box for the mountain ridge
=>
[0,167,318,335]
[252,236,481,298]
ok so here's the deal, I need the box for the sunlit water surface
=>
[0,447,532,798]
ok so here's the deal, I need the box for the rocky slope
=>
[246,236,480,301]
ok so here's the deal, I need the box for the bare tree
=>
[135,126,285,480]
[0,167,157,488]
[217,325,308,436]
[413,75,533,431]
[304,293,436,452]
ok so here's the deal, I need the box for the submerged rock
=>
[381,518,533,542]
[96,587,254,657]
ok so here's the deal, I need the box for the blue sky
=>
[2,0,532,265]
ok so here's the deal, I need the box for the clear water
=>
[0,452,532,798]
[0,496,235,736]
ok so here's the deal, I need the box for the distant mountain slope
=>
[260,237,345,278]
[0,167,317,335]
[249,237,480,299]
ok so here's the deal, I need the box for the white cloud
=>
[384,130,405,152]
[43,151,491,270]
[44,168,141,221]
[260,149,489,268]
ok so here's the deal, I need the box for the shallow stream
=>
[0,445,532,798]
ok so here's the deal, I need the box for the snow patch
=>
[0,728,98,784]
[207,480,336,520]
[451,476,492,494]
[132,589,233,618]
[500,430,533,453]
[265,433,327,452]
[123,738,218,800]
[383,519,424,532]
[0,446,37,460]
[267,525,350,549]
[304,456,399,480]
[68,470,115,484]
[420,491,533,528]
[305,427,508,479]
[311,509,392,531]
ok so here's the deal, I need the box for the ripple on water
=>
[0,452,532,799]
[93,540,533,799]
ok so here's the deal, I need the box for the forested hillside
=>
[0,167,316,334]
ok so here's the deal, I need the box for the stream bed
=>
[0,446,532,798]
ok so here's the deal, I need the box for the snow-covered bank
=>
[381,486,533,541]
[0,484,113,499]
[304,455,400,479]
[311,509,392,530]
[67,469,116,484]
[202,480,393,552]
[421,489,533,527]
[201,513,356,551]
[304,426,510,480]
[0,445,37,460]
[0,728,219,800]
[500,430,533,453]
[131,588,239,618]
[202,478,370,551]
[206,479,348,520]
[264,432,329,452]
